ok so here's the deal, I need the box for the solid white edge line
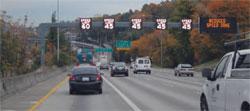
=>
[102,76,142,111]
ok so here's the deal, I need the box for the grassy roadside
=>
[194,58,220,72]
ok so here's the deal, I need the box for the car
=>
[200,39,250,111]
[100,63,109,70]
[68,66,103,94]
[130,62,135,69]
[111,62,129,77]
[174,64,194,77]
[109,62,114,68]
[133,57,151,74]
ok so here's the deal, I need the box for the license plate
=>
[82,77,89,81]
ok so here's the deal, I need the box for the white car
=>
[174,64,194,77]
[133,57,151,74]
[130,62,135,69]
[200,49,250,111]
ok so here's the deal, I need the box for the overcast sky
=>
[1,0,163,26]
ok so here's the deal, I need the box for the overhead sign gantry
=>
[39,17,237,67]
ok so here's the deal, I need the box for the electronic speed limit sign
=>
[181,19,192,30]
[131,18,142,30]
[80,18,92,30]
[104,18,115,30]
[156,19,167,30]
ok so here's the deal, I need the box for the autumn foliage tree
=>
[0,11,36,77]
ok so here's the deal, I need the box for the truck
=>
[200,37,250,111]
[76,49,93,64]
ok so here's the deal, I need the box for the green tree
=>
[168,0,195,65]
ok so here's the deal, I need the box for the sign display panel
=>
[181,19,192,30]
[104,18,115,30]
[199,17,237,33]
[116,41,131,50]
[95,48,112,52]
[80,18,92,30]
[131,18,142,30]
[156,19,167,30]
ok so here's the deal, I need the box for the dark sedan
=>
[111,62,129,77]
[68,66,103,94]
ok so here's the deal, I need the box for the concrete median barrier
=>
[0,79,6,99]
[0,66,70,100]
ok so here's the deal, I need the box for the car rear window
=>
[181,64,192,68]
[236,54,250,68]
[73,67,98,75]
[138,60,143,64]
[115,64,125,67]
[145,60,150,64]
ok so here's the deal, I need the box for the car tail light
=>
[97,74,101,80]
[70,75,75,80]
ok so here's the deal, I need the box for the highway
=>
[1,68,205,111]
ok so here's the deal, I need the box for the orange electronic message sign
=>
[199,17,237,33]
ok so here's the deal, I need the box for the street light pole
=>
[160,30,163,68]
[142,14,163,68]
[57,0,60,61]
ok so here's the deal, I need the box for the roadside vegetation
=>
[0,11,73,78]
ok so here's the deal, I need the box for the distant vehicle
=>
[130,62,135,69]
[100,63,109,70]
[109,62,114,68]
[76,50,93,64]
[174,64,194,77]
[68,66,103,94]
[111,62,129,77]
[96,62,101,67]
[133,57,151,74]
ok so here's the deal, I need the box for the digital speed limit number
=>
[156,19,167,30]
[104,18,115,30]
[80,18,92,30]
[131,18,142,30]
[181,19,192,30]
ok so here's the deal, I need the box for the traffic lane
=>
[0,71,70,111]
[35,74,133,111]
[150,68,206,85]
[102,70,201,111]
[151,67,203,78]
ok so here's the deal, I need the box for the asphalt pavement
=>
[1,68,206,111]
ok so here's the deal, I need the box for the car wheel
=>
[187,74,190,76]
[191,74,194,77]
[69,88,74,95]
[149,71,151,74]
[125,72,129,76]
[134,71,137,74]
[200,95,209,111]
[98,89,102,94]
[241,102,250,111]
[178,74,181,76]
